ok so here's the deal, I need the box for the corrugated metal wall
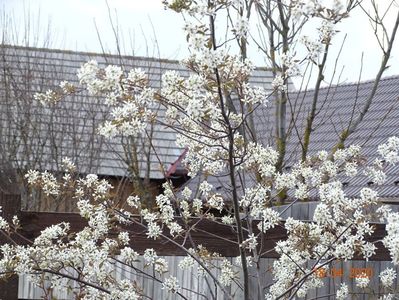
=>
[18,256,399,299]
[18,256,243,300]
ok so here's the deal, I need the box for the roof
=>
[288,76,399,199]
[0,44,274,179]
[186,75,399,200]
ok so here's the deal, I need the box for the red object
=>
[166,148,188,178]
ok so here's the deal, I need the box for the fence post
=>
[0,193,21,300]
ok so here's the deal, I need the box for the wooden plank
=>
[328,260,342,300]
[368,260,380,299]
[306,259,320,299]
[308,202,317,220]
[14,211,394,261]
[262,258,275,298]
[343,260,354,297]
[17,211,285,258]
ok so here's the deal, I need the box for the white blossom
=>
[118,232,130,245]
[336,283,349,300]
[178,256,195,270]
[221,215,234,225]
[143,249,158,265]
[219,259,235,286]
[162,276,180,293]
[241,234,257,251]
[378,136,399,164]
[379,268,396,288]
[272,75,286,91]
[0,217,9,231]
[233,16,249,38]
[126,195,141,209]
[120,247,139,264]
[355,274,370,288]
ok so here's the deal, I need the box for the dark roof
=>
[289,76,399,199]
[0,44,274,179]
[186,75,399,200]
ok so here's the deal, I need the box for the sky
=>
[1,0,187,59]
[2,0,399,88]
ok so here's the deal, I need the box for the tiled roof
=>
[287,76,399,199]
[287,83,396,154]
[0,44,274,179]
[187,75,399,200]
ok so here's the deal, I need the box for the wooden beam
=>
[16,211,392,261]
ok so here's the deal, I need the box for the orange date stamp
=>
[313,267,373,279]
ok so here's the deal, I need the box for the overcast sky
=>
[2,0,399,88]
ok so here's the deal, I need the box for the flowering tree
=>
[1,0,399,299]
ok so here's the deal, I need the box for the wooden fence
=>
[1,195,399,299]
[17,257,399,299]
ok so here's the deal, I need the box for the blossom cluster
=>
[264,139,399,298]
[25,170,60,196]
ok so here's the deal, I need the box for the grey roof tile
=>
[0,44,273,180]
[184,74,399,200]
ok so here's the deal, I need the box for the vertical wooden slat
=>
[262,258,274,298]
[316,259,329,300]
[0,193,21,300]
[328,260,341,300]
[305,259,318,299]
[368,260,379,299]
[16,255,399,299]
[307,202,317,220]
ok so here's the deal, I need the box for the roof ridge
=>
[0,43,182,65]
[303,74,399,93]
[0,43,273,71]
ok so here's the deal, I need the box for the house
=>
[0,44,275,211]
